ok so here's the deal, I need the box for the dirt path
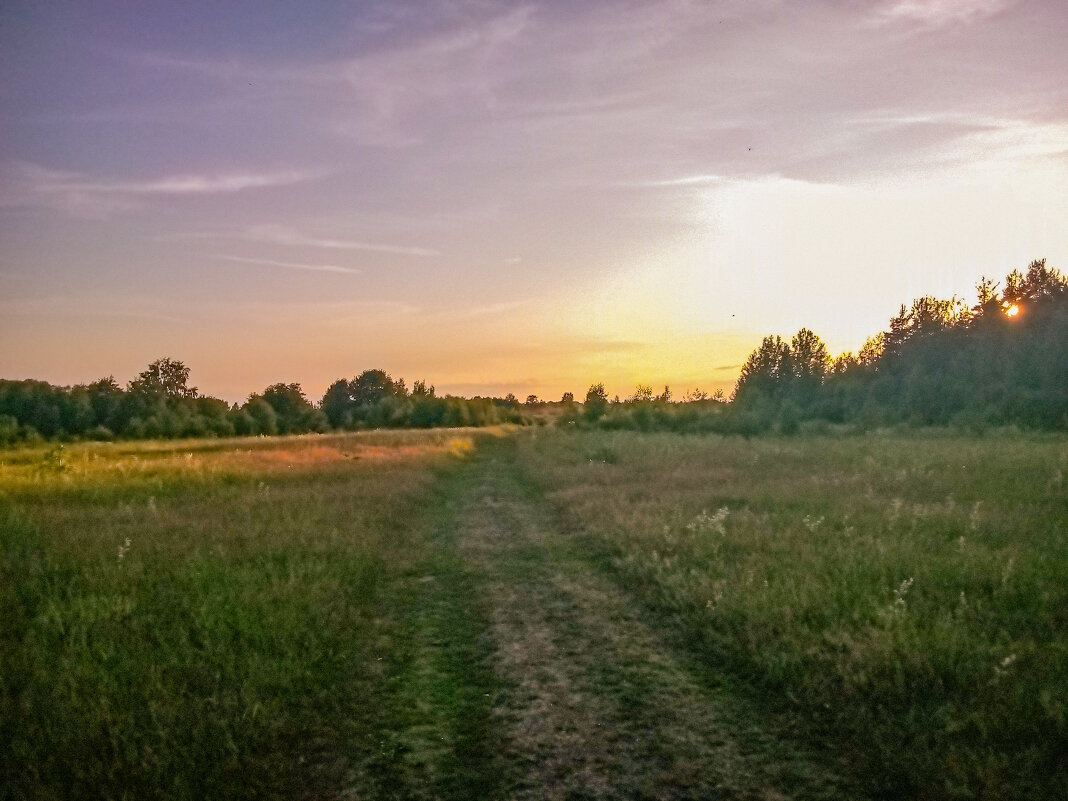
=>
[442,439,857,800]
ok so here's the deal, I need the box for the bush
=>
[777,400,801,435]
[85,425,115,441]
[0,414,18,445]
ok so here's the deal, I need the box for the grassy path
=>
[374,436,859,799]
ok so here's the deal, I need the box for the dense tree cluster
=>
[732,259,1067,431]
[319,370,521,430]
[567,259,1066,434]
[0,362,522,444]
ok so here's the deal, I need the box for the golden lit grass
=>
[0,429,494,800]
[0,430,486,496]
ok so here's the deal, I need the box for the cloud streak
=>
[875,0,1016,27]
[240,225,439,257]
[0,162,319,217]
[212,254,362,275]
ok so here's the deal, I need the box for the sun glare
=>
[1004,303,1020,317]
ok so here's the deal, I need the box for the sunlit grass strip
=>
[0,429,492,799]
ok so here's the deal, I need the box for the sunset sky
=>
[2,0,1066,402]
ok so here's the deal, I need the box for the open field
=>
[2,429,1065,799]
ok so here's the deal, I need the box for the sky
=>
[1,0,1066,402]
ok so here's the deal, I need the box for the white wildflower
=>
[894,577,914,608]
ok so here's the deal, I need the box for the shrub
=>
[85,425,115,441]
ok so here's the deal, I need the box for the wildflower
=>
[117,537,131,563]
[893,577,914,608]
[993,653,1018,680]
[686,507,729,537]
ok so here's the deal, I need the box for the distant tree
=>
[321,379,354,428]
[253,383,325,434]
[788,328,830,406]
[655,385,672,403]
[684,388,708,402]
[412,380,435,398]
[831,353,857,375]
[525,394,539,405]
[128,358,197,400]
[84,376,125,429]
[1009,258,1066,304]
[352,369,396,407]
[631,384,654,403]
[560,391,575,404]
[584,383,609,420]
[503,393,519,407]
[857,333,885,367]
[790,329,829,381]
[244,398,278,435]
[885,297,969,357]
[973,277,1000,317]
[734,335,790,401]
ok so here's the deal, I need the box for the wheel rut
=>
[450,442,855,800]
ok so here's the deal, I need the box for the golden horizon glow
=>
[0,3,1066,399]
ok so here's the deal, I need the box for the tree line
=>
[2,259,1064,443]
[0,363,526,444]
[570,259,1066,433]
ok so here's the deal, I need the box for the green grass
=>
[0,430,496,799]
[514,429,1068,798]
[2,428,1065,799]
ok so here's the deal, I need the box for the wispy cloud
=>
[100,172,314,195]
[632,174,727,188]
[212,254,361,275]
[875,0,1015,27]
[241,225,439,257]
[0,162,318,217]
[136,6,535,147]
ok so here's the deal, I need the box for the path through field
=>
[359,437,858,800]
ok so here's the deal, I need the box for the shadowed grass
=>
[514,429,1068,799]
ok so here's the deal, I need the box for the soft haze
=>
[1,0,1066,401]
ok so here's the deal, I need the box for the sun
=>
[1004,303,1020,318]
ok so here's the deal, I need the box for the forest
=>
[0,365,525,444]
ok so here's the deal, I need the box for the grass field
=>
[2,429,1065,799]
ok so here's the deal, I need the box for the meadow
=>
[2,428,1065,799]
